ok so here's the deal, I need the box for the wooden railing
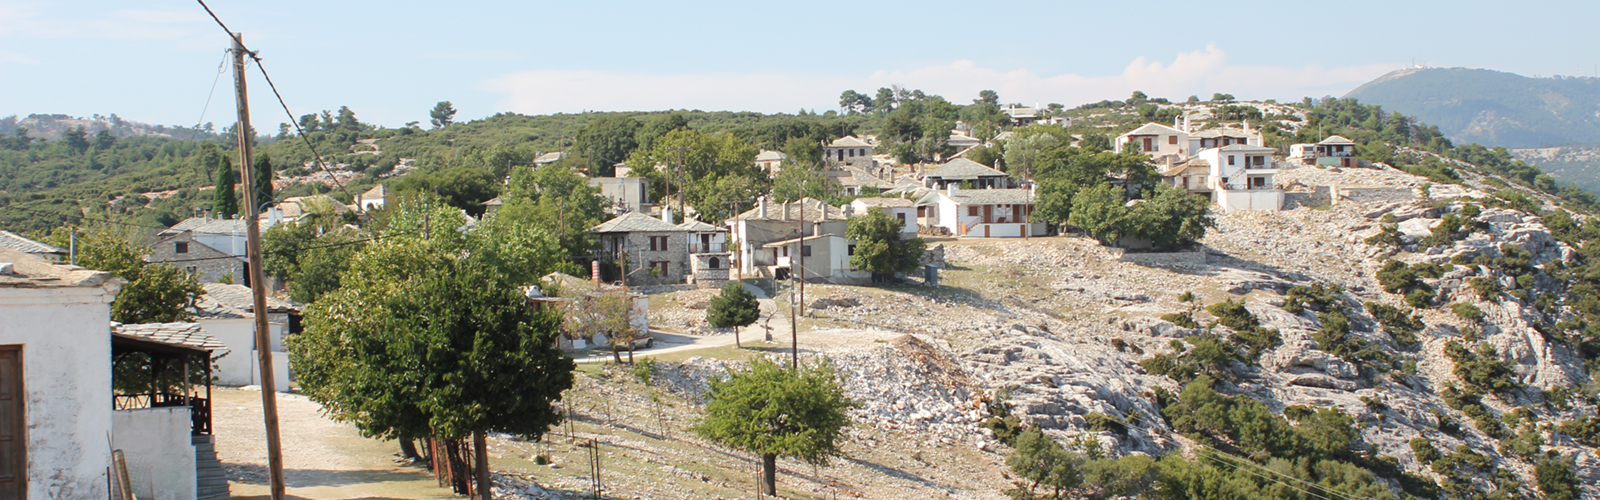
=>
[113,392,212,435]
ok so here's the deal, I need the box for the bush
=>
[1085,412,1129,436]
[1206,299,1281,361]
[1452,303,1484,323]
[1363,224,1403,248]
[1469,277,1503,301]
[1365,302,1423,346]
[1535,454,1581,500]
[1445,341,1519,397]
[1557,416,1600,446]
[1160,312,1198,329]
[1282,283,1343,314]
[1404,288,1436,308]
[1409,437,1442,464]
[631,356,656,384]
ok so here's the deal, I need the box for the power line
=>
[147,228,422,266]
[1200,449,1372,500]
[195,0,356,205]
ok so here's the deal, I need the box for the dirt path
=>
[213,388,455,500]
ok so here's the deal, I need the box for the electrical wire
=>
[191,50,229,141]
[1199,449,1373,500]
[195,0,356,205]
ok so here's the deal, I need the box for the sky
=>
[3,0,1599,129]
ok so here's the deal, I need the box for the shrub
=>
[1363,224,1403,248]
[1469,277,1503,301]
[1283,283,1343,314]
[631,356,656,384]
[1460,203,1481,218]
[1421,214,1466,248]
[1206,299,1280,361]
[1376,260,1418,294]
[1085,412,1129,436]
[1557,416,1600,446]
[1365,302,1423,346]
[1452,303,1484,323]
[1160,312,1198,329]
[1404,288,1436,308]
[1535,454,1581,500]
[1445,341,1519,397]
[1409,437,1442,464]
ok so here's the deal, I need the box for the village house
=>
[1003,104,1040,126]
[849,197,920,239]
[727,197,852,281]
[823,136,875,169]
[1197,144,1284,212]
[918,185,1044,238]
[592,211,690,286]
[533,151,566,166]
[1187,126,1261,151]
[265,194,350,228]
[193,283,299,390]
[149,215,249,286]
[0,230,66,261]
[760,232,869,284]
[1160,158,1214,195]
[1114,122,1190,160]
[588,175,652,213]
[921,158,1010,189]
[946,132,981,156]
[354,184,389,212]
[755,149,787,175]
[678,218,732,288]
[830,165,897,196]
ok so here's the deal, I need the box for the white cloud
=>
[487,45,1396,114]
[0,4,208,41]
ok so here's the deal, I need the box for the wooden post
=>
[475,431,492,500]
[230,32,287,500]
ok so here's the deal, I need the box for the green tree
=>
[694,357,857,496]
[335,106,361,130]
[253,152,275,209]
[1123,183,1214,250]
[289,199,573,498]
[428,101,457,128]
[845,207,927,282]
[1006,428,1084,498]
[706,281,760,347]
[41,226,204,324]
[574,115,641,177]
[771,160,834,203]
[1068,183,1128,245]
[635,112,689,151]
[391,165,502,216]
[1536,453,1581,500]
[212,156,239,218]
[62,126,89,153]
[1004,132,1059,179]
[494,163,607,259]
[94,129,115,150]
[977,89,1000,106]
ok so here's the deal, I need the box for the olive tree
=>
[694,357,857,496]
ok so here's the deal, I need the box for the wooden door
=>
[0,346,22,500]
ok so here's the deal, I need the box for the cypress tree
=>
[253,152,275,209]
[213,156,239,218]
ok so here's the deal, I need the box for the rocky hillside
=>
[606,159,1597,499]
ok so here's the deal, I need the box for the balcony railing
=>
[688,243,728,254]
[114,392,212,435]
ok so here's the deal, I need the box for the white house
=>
[587,176,652,213]
[1197,144,1284,212]
[727,197,850,281]
[355,184,389,212]
[111,322,230,500]
[0,248,120,499]
[849,197,920,239]
[193,283,298,390]
[1003,105,1040,126]
[1114,122,1191,159]
[918,186,1045,238]
[755,149,787,174]
[759,233,869,284]
[1186,127,1261,151]
[824,136,875,169]
[678,218,732,288]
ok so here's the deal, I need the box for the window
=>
[175,242,188,254]
[1227,155,1235,166]
[847,244,856,256]
[801,245,812,257]
[968,206,979,216]
[649,235,669,251]
[848,148,855,157]
[782,246,789,257]
[1168,135,1177,145]
[708,257,720,269]
[859,148,866,157]
[896,212,906,223]
[1254,156,1265,166]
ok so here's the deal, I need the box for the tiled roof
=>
[826,136,871,148]
[1120,122,1185,137]
[925,158,1006,180]
[195,283,300,318]
[755,150,788,162]
[730,198,845,222]
[947,134,981,147]
[360,184,388,199]
[592,212,685,233]
[0,230,65,255]
[951,188,1034,205]
[159,217,247,237]
[1213,144,1277,153]
[1318,135,1355,145]
[112,322,228,352]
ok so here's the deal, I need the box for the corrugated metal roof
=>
[0,230,65,255]
[592,212,685,233]
[112,322,228,352]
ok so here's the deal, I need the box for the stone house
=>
[193,283,299,389]
[149,216,250,286]
[354,184,389,212]
[921,158,1010,189]
[727,197,850,281]
[593,211,690,286]
[0,230,66,261]
[849,197,920,239]
[588,176,652,214]
[824,136,876,169]
[755,149,787,175]
[679,219,731,288]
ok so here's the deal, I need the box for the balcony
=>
[688,242,728,254]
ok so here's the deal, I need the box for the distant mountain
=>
[0,113,225,141]
[1344,67,1600,148]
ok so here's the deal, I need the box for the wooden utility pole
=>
[230,32,287,500]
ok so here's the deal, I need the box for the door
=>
[1142,137,1153,151]
[0,346,22,500]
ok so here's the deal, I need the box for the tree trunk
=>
[761,453,777,496]
[612,342,623,364]
[444,438,472,496]
[734,325,742,348]
[400,438,422,462]
[474,431,493,500]
[627,343,635,364]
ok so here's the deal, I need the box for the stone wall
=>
[1109,247,1209,267]
[688,253,731,289]
[1282,186,1332,209]
[149,235,244,284]
[1337,186,1415,205]
[618,231,688,286]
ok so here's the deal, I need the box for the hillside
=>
[1344,67,1600,148]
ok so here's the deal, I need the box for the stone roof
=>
[730,198,845,222]
[274,195,350,221]
[195,283,300,318]
[924,158,1006,180]
[0,248,117,288]
[1120,122,1185,137]
[852,197,917,208]
[592,212,685,233]
[827,136,871,148]
[755,150,788,162]
[484,196,503,207]
[0,230,65,255]
[112,322,227,352]
[360,184,388,199]
[938,188,1034,205]
[1213,144,1277,153]
[677,219,723,232]
[1318,135,1355,146]
[159,216,249,237]
[947,134,981,147]
[761,233,843,248]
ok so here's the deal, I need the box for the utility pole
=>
[668,146,688,220]
[230,32,287,500]
[793,198,804,370]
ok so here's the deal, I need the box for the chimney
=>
[591,260,601,286]
[948,183,957,196]
[662,206,673,224]
[782,201,790,221]
[758,196,767,219]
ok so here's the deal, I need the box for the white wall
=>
[112,408,196,500]
[201,317,292,390]
[1219,190,1284,212]
[962,222,1048,238]
[0,285,117,499]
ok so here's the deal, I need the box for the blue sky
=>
[3,1,1598,129]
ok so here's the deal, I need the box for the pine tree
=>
[213,156,239,218]
[253,153,275,208]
